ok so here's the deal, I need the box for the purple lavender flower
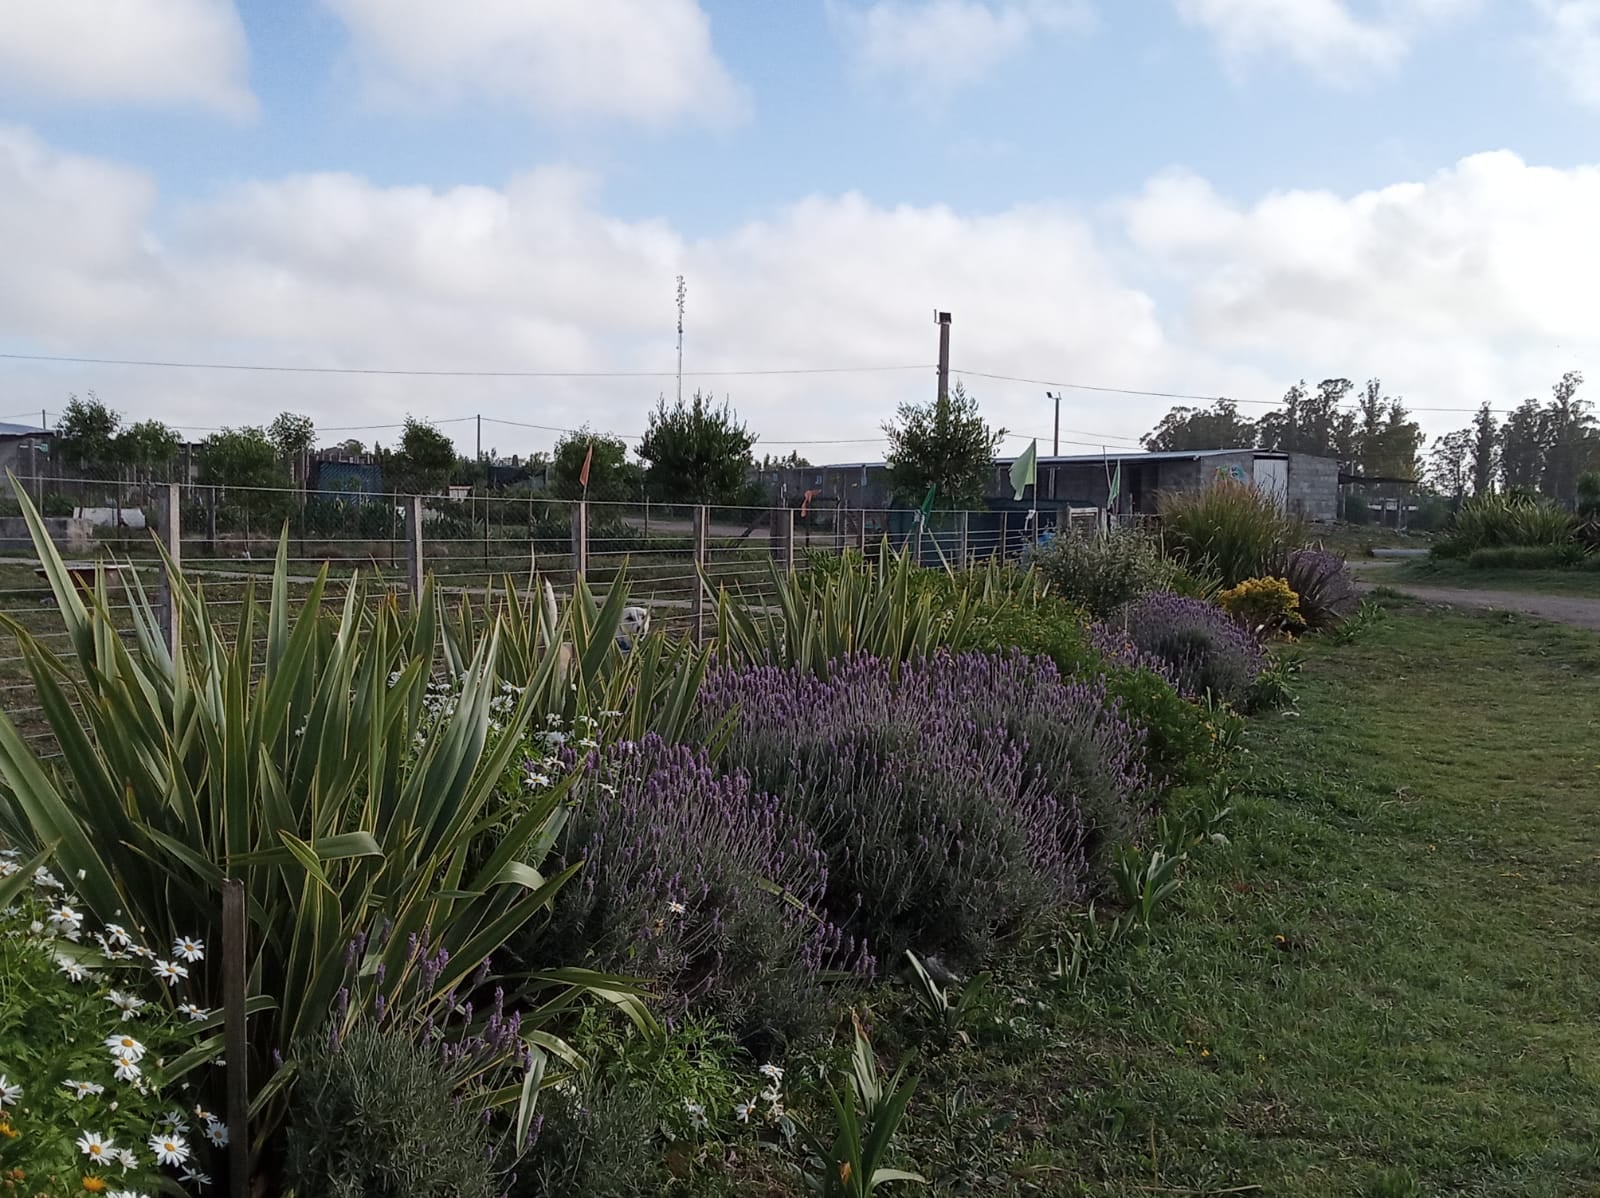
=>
[1092,593,1265,705]
[697,651,1140,965]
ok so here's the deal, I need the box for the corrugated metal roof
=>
[0,423,47,437]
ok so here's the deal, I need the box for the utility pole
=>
[1047,391,1061,457]
[934,311,952,403]
[676,276,687,406]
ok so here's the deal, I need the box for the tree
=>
[1426,430,1473,500]
[1539,371,1597,505]
[549,428,637,503]
[388,418,457,495]
[1500,399,1549,492]
[55,393,123,475]
[761,451,813,470]
[882,381,1004,508]
[1257,379,1360,466]
[119,420,181,481]
[636,391,759,506]
[1352,380,1422,480]
[1469,403,1499,496]
[201,426,289,533]
[1141,399,1257,452]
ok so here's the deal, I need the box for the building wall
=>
[1286,453,1339,522]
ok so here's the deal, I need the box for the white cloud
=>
[0,0,254,116]
[1123,151,1600,411]
[1529,1,1600,110]
[3,126,1598,458]
[827,0,1093,93]
[1172,0,1476,80]
[323,0,743,125]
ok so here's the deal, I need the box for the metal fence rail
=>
[0,478,1099,754]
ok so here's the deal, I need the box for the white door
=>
[1254,456,1288,507]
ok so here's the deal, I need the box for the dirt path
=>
[1356,576,1600,631]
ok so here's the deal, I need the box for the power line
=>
[956,367,1520,416]
[0,350,932,381]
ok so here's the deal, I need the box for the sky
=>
[2,0,1599,463]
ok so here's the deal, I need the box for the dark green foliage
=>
[54,392,123,474]
[1141,398,1257,453]
[1342,492,1372,524]
[636,391,758,506]
[1467,544,1590,570]
[284,1024,499,1198]
[1031,532,1171,617]
[550,427,640,502]
[512,1082,658,1198]
[387,417,458,494]
[881,380,1004,508]
[1159,481,1306,586]
[1433,492,1577,557]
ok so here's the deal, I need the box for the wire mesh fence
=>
[0,477,1105,756]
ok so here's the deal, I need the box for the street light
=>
[1045,391,1060,457]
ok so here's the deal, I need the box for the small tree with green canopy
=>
[119,419,182,483]
[550,427,638,503]
[1142,398,1257,453]
[636,391,758,506]
[882,381,1004,509]
[55,393,124,477]
[388,418,457,495]
[201,425,289,535]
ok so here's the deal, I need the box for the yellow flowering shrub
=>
[1218,576,1303,635]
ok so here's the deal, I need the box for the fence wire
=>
[0,477,1094,754]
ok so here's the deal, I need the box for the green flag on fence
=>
[1107,460,1122,510]
[917,484,937,522]
[1009,439,1038,501]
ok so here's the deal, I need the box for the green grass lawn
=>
[880,605,1600,1197]
[1378,558,1600,598]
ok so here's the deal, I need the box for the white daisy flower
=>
[151,959,189,986]
[27,920,44,935]
[192,1105,215,1124]
[758,1062,784,1083]
[667,900,687,916]
[177,1002,210,1022]
[733,1097,756,1123]
[33,866,64,889]
[148,1131,190,1167]
[157,1110,189,1133]
[0,860,18,878]
[106,990,146,1020]
[181,1168,213,1188]
[108,1191,146,1198]
[683,1099,709,1131]
[766,1099,786,1123]
[0,1075,20,1106]
[203,1119,228,1148]
[103,923,132,947]
[111,1054,141,1083]
[63,1079,106,1100]
[172,936,205,963]
[760,1085,782,1105]
[47,902,83,938]
[56,954,90,982]
[104,1033,147,1062]
[113,1147,139,1172]
[77,1130,115,1163]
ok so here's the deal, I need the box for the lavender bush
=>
[529,736,864,1048]
[1093,593,1266,706]
[699,652,1142,963]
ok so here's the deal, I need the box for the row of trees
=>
[1426,372,1599,504]
[1141,379,1424,483]
[1140,371,1600,508]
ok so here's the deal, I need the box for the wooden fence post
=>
[405,496,424,603]
[691,505,708,644]
[160,484,181,657]
[571,500,589,583]
[770,506,795,573]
